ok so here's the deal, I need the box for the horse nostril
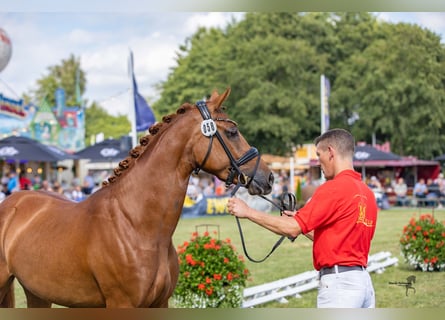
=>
[269,172,274,185]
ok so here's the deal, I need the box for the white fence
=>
[242,251,398,308]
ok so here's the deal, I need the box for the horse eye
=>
[225,127,239,138]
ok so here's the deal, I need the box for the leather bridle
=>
[193,100,260,190]
[193,100,295,263]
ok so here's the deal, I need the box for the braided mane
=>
[102,102,194,187]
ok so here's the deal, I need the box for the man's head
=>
[314,128,355,180]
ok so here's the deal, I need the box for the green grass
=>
[12,207,445,308]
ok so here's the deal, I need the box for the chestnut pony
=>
[0,88,273,308]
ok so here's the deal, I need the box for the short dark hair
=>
[314,128,355,158]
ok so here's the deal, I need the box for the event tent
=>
[0,135,77,162]
[74,138,131,162]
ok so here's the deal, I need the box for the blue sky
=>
[0,12,444,116]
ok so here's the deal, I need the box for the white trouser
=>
[317,269,375,308]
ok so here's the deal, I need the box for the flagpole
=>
[128,49,138,148]
[320,74,326,182]
[320,74,326,134]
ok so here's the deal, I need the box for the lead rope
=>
[231,184,297,263]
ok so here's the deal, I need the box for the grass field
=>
[12,207,445,308]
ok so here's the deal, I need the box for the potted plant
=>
[400,213,445,271]
[172,230,250,308]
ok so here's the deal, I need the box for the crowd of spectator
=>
[366,173,445,209]
[3,167,445,211]
[0,170,103,203]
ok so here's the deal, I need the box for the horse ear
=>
[209,87,231,109]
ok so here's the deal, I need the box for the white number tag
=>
[201,119,217,137]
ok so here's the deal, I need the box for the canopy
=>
[309,144,440,182]
[0,135,77,162]
[354,145,401,163]
[433,154,445,161]
[75,138,131,162]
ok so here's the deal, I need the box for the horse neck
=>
[100,117,197,232]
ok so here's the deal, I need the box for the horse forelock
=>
[102,102,195,187]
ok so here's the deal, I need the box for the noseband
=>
[193,100,260,190]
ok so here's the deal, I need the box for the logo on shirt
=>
[355,195,374,227]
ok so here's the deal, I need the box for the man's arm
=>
[228,197,303,239]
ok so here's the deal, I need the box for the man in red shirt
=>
[227,128,377,308]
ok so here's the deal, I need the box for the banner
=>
[181,195,230,218]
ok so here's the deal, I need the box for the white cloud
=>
[375,12,445,41]
[414,12,445,40]
[1,11,444,118]
[183,12,244,34]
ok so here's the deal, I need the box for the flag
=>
[128,51,156,132]
[320,74,330,133]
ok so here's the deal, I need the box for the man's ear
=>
[327,145,335,160]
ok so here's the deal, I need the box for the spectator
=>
[19,172,32,190]
[202,180,215,196]
[82,170,95,195]
[437,173,445,208]
[6,171,19,195]
[426,178,440,207]
[413,178,428,207]
[53,181,64,195]
[368,176,389,209]
[32,174,42,190]
[393,177,408,206]
[40,180,54,192]
[70,184,85,202]
[0,184,6,203]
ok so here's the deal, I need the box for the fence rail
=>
[242,251,398,308]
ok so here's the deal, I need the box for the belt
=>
[319,265,365,278]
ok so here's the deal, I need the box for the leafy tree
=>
[32,54,86,107]
[29,54,134,147]
[154,12,445,159]
[332,21,445,158]
[84,102,131,146]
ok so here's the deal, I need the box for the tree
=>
[84,102,131,146]
[32,54,86,107]
[153,12,445,158]
[29,54,133,147]
[332,21,445,158]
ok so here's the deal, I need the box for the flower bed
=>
[400,213,445,271]
[172,230,250,308]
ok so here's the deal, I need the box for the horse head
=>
[191,87,274,196]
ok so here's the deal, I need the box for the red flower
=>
[227,272,233,281]
[213,274,222,280]
[223,257,229,264]
[186,254,197,266]
[197,283,205,290]
[205,287,213,296]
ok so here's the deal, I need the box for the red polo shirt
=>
[294,170,378,270]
